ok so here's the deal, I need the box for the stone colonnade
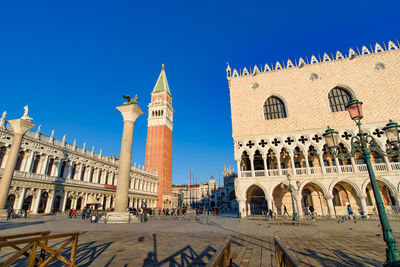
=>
[237,177,400,218]
[6,183,157,214]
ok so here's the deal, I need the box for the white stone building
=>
[0,119,158,214]
[227,41,400,218]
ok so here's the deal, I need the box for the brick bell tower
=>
[145,64,174,208]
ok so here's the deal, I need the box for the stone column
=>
[238,199,246,218]
[45,191,55,214]
[358,194,369,216]
[0,118,35,210]
[267,197,273,211]
[383,156,391,171]
[16,187,27,212]
[325,195,335,218]
[277,157,282,176]
[334,157,342,173]
[113,103,144,216]
[23,151,34,172]
[83,194,89,208]
[289,154,296,175]
[236,160,241,178]
[31,189,42,214]
[318,153,326,174]
[40,155,49,175]
[249,156,255,177]
[61,192,68,212]
[350,157,358,173]
[304,154,311,174]
[262,155,268,176]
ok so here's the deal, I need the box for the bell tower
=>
[145,64,174,208]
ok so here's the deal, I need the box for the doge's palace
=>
[0,115,158,214]
[227,41,400,218]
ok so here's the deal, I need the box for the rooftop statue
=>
[122,94,139,105]
[21,105,33,121]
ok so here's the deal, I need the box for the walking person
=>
[347,204,355,220]
[309,205,315,220]
[6,206,13,221]
[82,208,86,220]
[283,205,289,216]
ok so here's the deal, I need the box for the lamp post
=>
[281,174,299,221]
[322,97,400,266]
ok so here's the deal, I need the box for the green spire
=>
[153,64,171,95]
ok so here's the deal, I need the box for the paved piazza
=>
[1,214,400,266]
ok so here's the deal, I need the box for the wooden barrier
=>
[0,231,79,267]
[206,237,232,267]
[274,236,300,267]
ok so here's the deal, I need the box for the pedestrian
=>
[6,206,13,221]
[71,209,76,218]
[268,209,274,220]
[309,205,315,215]
[283,205,289,216]
[347,204,355,219]
[68,209,73,218]
[82,208,86,220]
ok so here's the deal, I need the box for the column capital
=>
[8,119,35,134]
[116,104,144,122]
[324,194,333,200]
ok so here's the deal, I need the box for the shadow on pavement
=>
[0,221,45,230]
[292,247,381,266]
[141,233,217,266]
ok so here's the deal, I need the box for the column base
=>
[0,209,8,220]
[99,212,140,224]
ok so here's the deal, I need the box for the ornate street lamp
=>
[323,97,400,266]
[281,174,299,221]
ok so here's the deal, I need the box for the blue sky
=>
[0,1,399,185]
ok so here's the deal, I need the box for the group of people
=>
[67,207,97,223]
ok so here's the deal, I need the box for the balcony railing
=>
[239,162,400,178]
[340,165,353,173]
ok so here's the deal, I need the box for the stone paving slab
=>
[0,214,399,266]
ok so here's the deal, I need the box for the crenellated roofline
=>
[226,40,399,80]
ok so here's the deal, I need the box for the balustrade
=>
[238,162,400,178]
[254,170,265,177]
[374,163,388,172]
[340,165,353,173]
[357,164,368,172]
[391,162,400,171]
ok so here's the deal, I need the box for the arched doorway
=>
[6,194,16,209]
[331,181,360,215]
[301,183,327,216]
[365,181,396,213]
[272,183,294,215]
[53,195,61,213]
[246,185,266,215]
[38,192,48,213]
[65,197,72,210]
[22,196,33,211]
[76,197,83,210]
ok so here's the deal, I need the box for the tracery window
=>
[0,146,6,168]
[15,151,25,171]
[328,87,353,112]
[263,96,287,120]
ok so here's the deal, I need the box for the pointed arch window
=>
[263,96,287,120]
[328,87,353,112]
